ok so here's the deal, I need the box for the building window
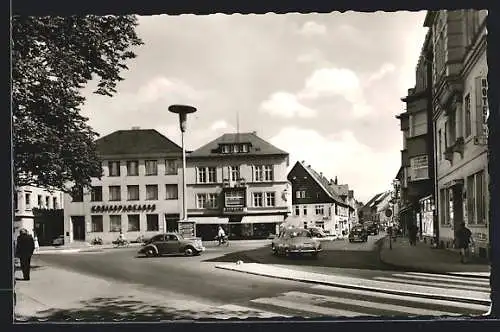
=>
[303,206,307,216]
[127,185,139,201]
[146,185,158,200]
[165,184,178,200]
[207,193,218,208]
[146,214,159,231]
[197,167,217,183]
[108,161,120,177]
[253,192,263,207]
[265,192,276,207]
[165,159,178,175]
[91,215,103,232]
[295,205,300,216]
[296,190,306,199]
[440,188,452,226]
[128,215,140,232]
[126,160,139,176]
[409,112,427,137]
[145,160,158,176]
[242,144,248,153]
[71,186,84,202]
[196,193,207,209]
[315,205,324,215]
[53,197,58,209]
[410,155,429,181]
[37,195,43,208]
[109,186,121,201]
[254,166,263,181]
[109,215,122,232]
[467,170,486,224]
[222,145,229,153]
[25,193,31,210]
[45,196,50,208]
[232,145,240,153]
[264,165,273,181]
[225,191,245,207]
[464,94,472,138]
[91,186,103,202]
[230,166,240,181]
[447,111,457,146]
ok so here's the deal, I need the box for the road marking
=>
[309,285,490,312]
[393,273,490,287]
[373,276,489,292]
[251,297,373,317]
[283,291,459,316]
[217,304,290,318]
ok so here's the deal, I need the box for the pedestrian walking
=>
[408,223,418,246]
[217,225,226,245]
[15,228,35,280]
[456,222,473,263]
[34,235,40,254]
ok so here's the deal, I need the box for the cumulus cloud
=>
[366,63,397,83]
[269,127,399,202]
[210,120,229,131]
[298,21,327,36]
[259,92,317,118]
[260,66,372,119]
[136,76,207,104]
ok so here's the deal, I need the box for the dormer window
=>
[233,145,240,153]
[222,145,230,153]
[221,143,250,154]
[242,144,248,153]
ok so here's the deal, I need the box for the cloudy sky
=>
[80,11,429,203]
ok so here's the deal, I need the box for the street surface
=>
[23,234,490,319]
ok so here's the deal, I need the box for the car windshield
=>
[288,230,311,238]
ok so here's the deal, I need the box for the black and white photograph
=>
[11,6,494,323]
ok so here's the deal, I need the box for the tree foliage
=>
[12,15,143,192]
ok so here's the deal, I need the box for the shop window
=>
[146,214,159,231]
[109,215,122,232]
[91,215,103,232]
[128,215,140,232]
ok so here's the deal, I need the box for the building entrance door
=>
[452,185,464,241]
[71,216,86,241]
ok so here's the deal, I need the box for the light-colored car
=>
[309,227,335,241]
[271,228,322,258]
[138,233,205,257]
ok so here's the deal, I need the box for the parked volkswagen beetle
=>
[138,233,205,257]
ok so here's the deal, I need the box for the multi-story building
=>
[359,191,391,224]
[286,161,351,237]
[63,128,183,244]
[395,28,435,239]
[14,186,64,244]
[185,132,291,240]
[425,10,489,258]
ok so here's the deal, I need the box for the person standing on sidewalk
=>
[456,222,473,263]
[408,223,418,246]
[15,228,35,280]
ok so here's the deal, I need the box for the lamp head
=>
[168,105,197,132]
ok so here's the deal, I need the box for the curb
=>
[215,264,490,307]
[377,237,490,280]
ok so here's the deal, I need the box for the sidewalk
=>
[36,242,143,254]
[14,261,280,321]
[378,236,490,278]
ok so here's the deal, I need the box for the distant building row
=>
[394,9,489,258]
[14,130,360,243]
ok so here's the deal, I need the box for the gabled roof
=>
[188,132,288,158]
[293,161,347,206]
[95,129,182,156]
[363,192,384,209]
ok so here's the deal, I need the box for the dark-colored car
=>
[349,225,368,243]
[138,233,205,257]
[365,222,379,235]
[271,228,322,258]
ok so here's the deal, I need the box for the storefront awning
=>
[241,215,285,224]
[193,217,229,224]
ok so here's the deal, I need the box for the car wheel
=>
[184,246,195,257]
[145,248,156,257]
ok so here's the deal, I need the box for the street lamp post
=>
[168,105,197,236]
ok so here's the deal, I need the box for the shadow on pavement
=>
[14,296,278,322]
[202,238,388,271]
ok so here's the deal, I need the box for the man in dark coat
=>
[456,222,473,263]
[15,228,35,280]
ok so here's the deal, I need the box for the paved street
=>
[15,235,491,320]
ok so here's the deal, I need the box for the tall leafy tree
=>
[12,15,143,192]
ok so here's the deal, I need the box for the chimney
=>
[252,131,257,135]
[131,126,141,130]
[329,179,334,185]
[334,176,338,185]
[320,172,323,177]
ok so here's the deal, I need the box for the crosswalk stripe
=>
[310,285,490,313]
[217,304,291,318]
[373,276,489,292]
[282,291,459,316]
[400,272,490,286]
[251,297,374,317]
